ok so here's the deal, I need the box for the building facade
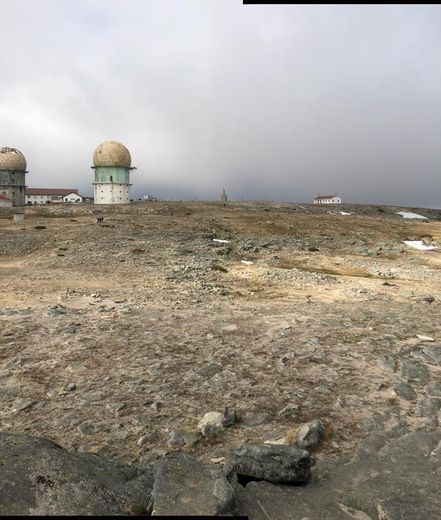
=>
[63,192,83,203]
[26,188,82,204]
[313,194,342,204]
[0,194,13,208]
[92,141,135,204]
[0,147,28,207]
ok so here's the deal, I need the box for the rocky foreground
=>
[1,424,440,517]
[0,201,441,516]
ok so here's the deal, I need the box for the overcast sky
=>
[1,1,441,206]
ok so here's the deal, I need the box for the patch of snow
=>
[403,240,437,251]
[339,211,352,216]
[397,211,428,220]
[213,239,229,243]
[241,260,254,265]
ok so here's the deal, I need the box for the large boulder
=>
[234,429,441,519]
[0,432,153,515]
[224,444,311,485]
[150,453,234,516]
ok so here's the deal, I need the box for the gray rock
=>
[235,430,441,520]
[400,360,430,385]
[422,345,441,365]
[296,420,324,450]
[393,382,416,401]
[198,412,225,436]
[11,398,36,412]
[109,402,126,412]
[279,403,300,418]
[168,430,199,448]
[0,432,154,515]
[150,453,234,516]
[78,422,98,436]
[241,411,270,427]
[150,401,163,412]
[415,397,441,417]
[425,383,441,398]
[378,355,397,372]
[168,430,186,447]
[138,449,168,466]
[224,444,311,484]
[223,406,236,427]
[213,476,235,514]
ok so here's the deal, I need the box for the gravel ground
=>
[0,201,441,465]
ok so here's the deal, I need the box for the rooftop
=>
[26,188,79,196]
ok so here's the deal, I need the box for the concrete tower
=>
[92,141,136,204]
[0,147,28,206]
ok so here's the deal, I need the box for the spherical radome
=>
[93,141,131,168]
[0,147,27,172]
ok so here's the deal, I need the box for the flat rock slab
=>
[235,430,441,520]
[151,453,234,516]
[224,444,311,485]
[0,432,153,515]
[400,360,430,385]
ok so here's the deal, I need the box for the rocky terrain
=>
[1,200,441,517]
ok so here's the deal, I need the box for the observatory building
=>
[0,147,28,207]
[92,141,136,204]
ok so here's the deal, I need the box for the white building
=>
[26,188,83,204]
[313,194,342,204]
[63,192,83,203]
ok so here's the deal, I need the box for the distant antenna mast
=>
[220,187,228,206]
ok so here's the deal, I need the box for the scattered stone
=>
[295,420,324,450]
[279,403,300,418]
[417,335,435,342]
[264,436,288,445]
[168,430,199,448]
[221,324,238,333]
[12,398,36,412]
[109,402,126,412]
[241,411,270,427]
[137,432,161,447]
[223,444,311,485]
[78,422,99,436]
[211,264,228,273]
[64,383,77,392]
[150,401,163,412]
[198,412,225,436]
[223,406,236,427]
[168,430,186,447]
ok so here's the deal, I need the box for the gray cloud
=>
[1,1,440,206]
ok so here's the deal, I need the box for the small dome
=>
[93,141,131,168]
[0,147,27,172]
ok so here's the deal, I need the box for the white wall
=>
[63,193,83,203]
[94,183,130,204]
